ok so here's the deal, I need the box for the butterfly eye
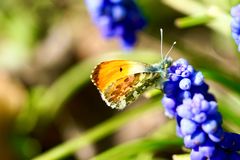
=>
[120,67,123,72]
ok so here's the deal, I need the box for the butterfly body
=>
[91,58,172,109]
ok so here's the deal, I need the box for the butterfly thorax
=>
[147,57,173,78]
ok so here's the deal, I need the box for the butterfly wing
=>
[91,59,173,109]
[91,60,150,92]
[91,60,162,109]
[102,72,161,109]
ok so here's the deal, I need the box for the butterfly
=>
[91,29,175,109]
[91,57,173,109]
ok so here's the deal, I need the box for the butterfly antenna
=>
[160,28,163,60]
[164,41,176,60]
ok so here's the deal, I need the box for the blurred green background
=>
[0,0,239,160]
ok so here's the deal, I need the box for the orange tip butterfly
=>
[91,29,176,109]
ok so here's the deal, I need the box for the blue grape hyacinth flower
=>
[231,4,240,51]
[162,59,240,159]
[85,0,146,49]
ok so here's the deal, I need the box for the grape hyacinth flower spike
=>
[85,0,146,49]
[231,4,240,52]
[162,59,240,159]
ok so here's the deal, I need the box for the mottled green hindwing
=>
[101,72,161,109]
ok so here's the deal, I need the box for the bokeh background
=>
[0,0,239,160]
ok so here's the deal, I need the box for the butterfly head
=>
[160,57,172,70]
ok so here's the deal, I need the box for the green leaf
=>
[32,98,162,160]
[92,121,181,160]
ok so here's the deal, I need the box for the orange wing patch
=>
[91,60,148,92]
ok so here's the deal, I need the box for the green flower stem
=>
[162,0,231,36]
[202,70,240,94]
[134,152,154,160]
[213,89,240,131]
[173,154,190,160]
[162,0,206,15]
[175,15,213,28]
[33,99,161,160]
[92,139,181,160]
[92,121,182,160]
[92,138,182,160]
